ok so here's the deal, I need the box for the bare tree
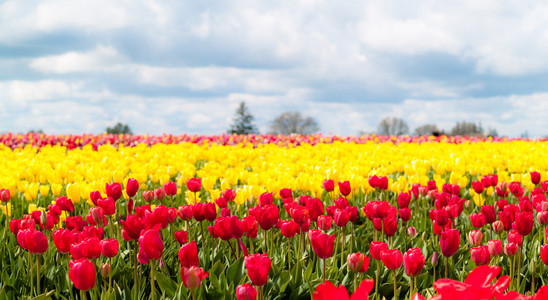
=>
[450,121,483,136]
[414,124,439,136]
[377,117,409,136]
[269,111,320,135]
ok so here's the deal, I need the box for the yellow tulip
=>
[66,183,81,203]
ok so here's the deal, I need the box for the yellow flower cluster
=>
[1,140,547,215]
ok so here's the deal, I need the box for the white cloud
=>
[0,80,81,102]
[30,45,124,73]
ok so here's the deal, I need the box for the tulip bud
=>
[468,230,483,247]
[40,211,47,227]
[100,263,111,278]
[0,189,10,202]
[236,283,257,300]
[407,226,417,238]
[492,220,504,234]
[159,258,165,269]
[465,200,471,210]
[487,240,501,257]
[431,252,438,267]
[529,259,536,273]
[537,211,548,225]
[347,253,365,272]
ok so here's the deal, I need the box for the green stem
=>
[393,270,398,300]
[375,260,380,298]
[445,256,448,279]
[340,227,346,268]
[80,290,87,300]
[29,252,34,296]
[323,258,326,282]
[36,255,40,295]
[150,260,156,300]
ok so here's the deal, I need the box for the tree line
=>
[75,102,498,137]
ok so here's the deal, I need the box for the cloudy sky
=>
[1,0,548,137]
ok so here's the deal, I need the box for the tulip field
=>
[2,133,548,300]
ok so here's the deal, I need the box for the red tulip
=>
[540,244,548,266]
[222,189,237,202]
[280,220,300,238]
[492,221,504,234]
[309,229,335,259]
[338,181,351,197]
[215,197,228,208]
[508,230,523,247]
[126,178,139,198]
[177,205,193,221]
[317,215,332,231]
[236,283,257,300]
[504,242,518,256]
[403,248,425,277]
[84,237,101,259]
[323,179,334,192]
[481,205,496,224]
[100,238,119,258]
[398,192,411,208]
[470,213,486,229]
[515,211,533,236]
[472,181,484,194]
[432,265,510,299]
[313,279,374,300]
[334,209,349,227]
[181,266,208,290]
[471,245,490,266]
[370,241,389,260]
[121,214,144,241]
[488,240,502,257]
[178,241,199,268]
[241,216,258,238]
[531,171,541,185]
[17,229,48,254]
[306,198,324,221]
[174,230,188,244]
[53,228,79,254]
[279,188,292,200]
[257,204,279,231]
[440,229,460,257]
[90,191,102,206]
[186,178,202,193]
[163,181,177,196]
[97,197,116,216]
[259,192,273,207]
[203,202,217,221]
[245,253,271,286]
[69,258,96,291]
[381,249,403,270]
[105,182,122,201]
[138,229,163,262]
[154,187,166,200]
[383,217,398,237]
[399,208,411,222]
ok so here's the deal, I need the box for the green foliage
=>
[228,102,258,135]
[106,123,133,135]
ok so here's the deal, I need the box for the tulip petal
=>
[350,279,374,300]
[464,265,501,286]
[313,282,349,300]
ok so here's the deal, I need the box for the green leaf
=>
[226,257,244,286]
[155,272,177,299]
